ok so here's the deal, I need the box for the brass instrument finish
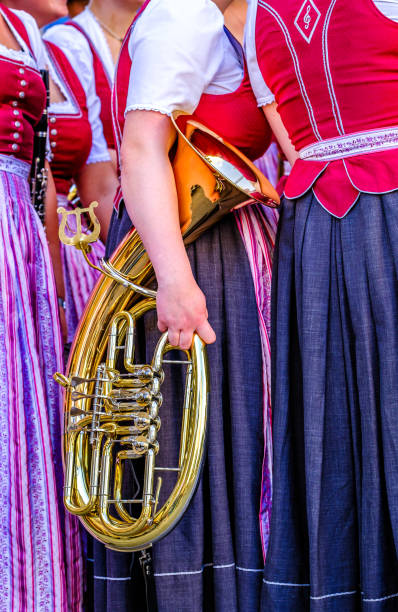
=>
[55,116,279,552]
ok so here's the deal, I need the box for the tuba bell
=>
[55,115,279,552]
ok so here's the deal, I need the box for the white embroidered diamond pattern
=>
[294,0,321,43]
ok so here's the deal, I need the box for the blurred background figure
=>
[224,0,247,43]
[46,0,146,172]
[224,0,288,193]
[67,0,87,17]
[4,0,67,26]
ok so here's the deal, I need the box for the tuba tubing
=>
[56,115,279,552]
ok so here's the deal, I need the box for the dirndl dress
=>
[244,0,398,608]
[86,1,278,609]
[0,4,70,609]
[0,155,67,610]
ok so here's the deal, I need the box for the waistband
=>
[299,126,398,162]
[0,153,30,180]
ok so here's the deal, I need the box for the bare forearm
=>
[45,163,65,299]
[75,161,118,241]
[121,138,192,286]
[263,102,299,166]
[119,110,215,348]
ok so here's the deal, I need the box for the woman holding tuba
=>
[88,0,295,610]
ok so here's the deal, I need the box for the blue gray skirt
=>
[90,207,266,612]
[262,191,398,611]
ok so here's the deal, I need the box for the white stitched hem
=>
[125,104,172,118]
[363,592,398,603]
[264,579,310,587]
[155,563,263,577]
[94,575,131,581]
[310,590,357,601]
[263,580,398,603]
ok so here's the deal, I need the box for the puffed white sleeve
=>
[125,0,226,116]
[44,24,111,164]
[244,0,275,107]
[373,0,398,21]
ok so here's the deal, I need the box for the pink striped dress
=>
[0,5,69,610]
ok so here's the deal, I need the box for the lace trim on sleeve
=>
[257,93,276,107]
[86,152,112,165]
[125,104,172,117]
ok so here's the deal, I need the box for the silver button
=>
[51,129,57,136]
[13,132,20,139]
[11,143,19,151]
[18,92,25,99]
[19,68,25,75]
[50,117,56,123]
[20,80,27,87]
[14,121,21,128]
[51,141,57,148]
[12,101,18,107]
[13,109,19,116]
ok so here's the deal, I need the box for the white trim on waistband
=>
[0,153,30,180]
[299,126,398,161]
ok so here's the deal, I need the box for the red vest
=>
[112,0,271,211]
[45,41,92,195]
[0,5,46,164]
[67,21,115,150]
[255,0,398,216]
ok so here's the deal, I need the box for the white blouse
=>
[245,0,398,107]
[70,8,115,83]
[44,10,111,164]
[125,0,244,117]
[0,8,45,70]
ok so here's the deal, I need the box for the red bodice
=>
[67,21,115,151]
[255,0,398,216]
[45,41,92,195]
[112,0,271,211]
[0,5,46,164]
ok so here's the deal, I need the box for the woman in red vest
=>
[46,0,145,175]
[0,3,69,609]
[91,1,279,611]
[245,0,398,609]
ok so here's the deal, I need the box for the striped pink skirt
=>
[235,145,280,559]
[0,156,71,610]
[57,194,105,607]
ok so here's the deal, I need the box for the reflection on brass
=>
[55,115,279,552]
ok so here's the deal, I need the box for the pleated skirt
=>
[262,191,398,611]
[0,163,68,610]
[88,203,276,612]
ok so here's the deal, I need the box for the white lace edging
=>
[125,104,172,117]
[49,100,77,114]
[257,94,276,108]
[0,42,36,68]
[86,153,112,165]
[299,126,398,161]
[0,153,30,180]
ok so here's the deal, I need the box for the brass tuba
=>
[55,115,279,552]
